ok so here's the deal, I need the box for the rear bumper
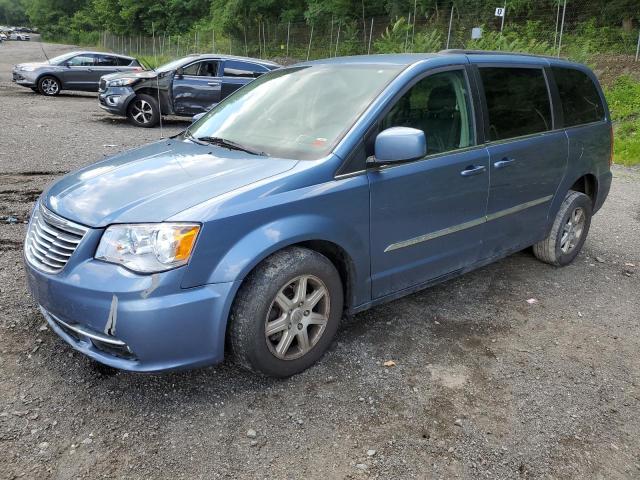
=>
[25,251,239,372]
[594,170,612,214]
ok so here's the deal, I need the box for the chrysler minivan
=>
[24,51,612,377]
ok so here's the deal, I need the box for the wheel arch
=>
[569,173,598,208]
[36,72,62,89]
[132,87,174,114]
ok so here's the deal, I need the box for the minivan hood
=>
[42,140,298,227]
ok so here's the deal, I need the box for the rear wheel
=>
[38,76,60,96]
[126,94,159,127]
[228,247,343,377]
[533,191,592,266]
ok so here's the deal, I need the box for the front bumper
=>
[12,70,37,87]
[98,86,135,116]
[24,234,239,372]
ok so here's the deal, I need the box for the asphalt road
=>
[1,40,639,479]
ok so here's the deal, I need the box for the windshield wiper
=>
[194,136,268,156]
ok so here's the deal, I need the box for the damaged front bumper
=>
[98,86,135,116]
[24,238,238,372]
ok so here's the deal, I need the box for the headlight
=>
[106,78,137,87]
[19,66,36,72]
[95,223,200,273]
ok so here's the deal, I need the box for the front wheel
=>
[38,76,60,96]
[126,94,159,127]
[533,191,592,266]
[228,247,344,377]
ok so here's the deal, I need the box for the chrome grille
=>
[24,204,88,274]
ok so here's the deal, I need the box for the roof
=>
[301,50,578,68]
[188,53,279,67]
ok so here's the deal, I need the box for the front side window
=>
[480,67,552,141]
[224,60,268,78]
[182,61,218,77]
[381,70,474,155]
[189,65,403,160]
[67,55,95,67]
[552,67,605,127]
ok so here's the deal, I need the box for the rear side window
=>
[552,67,605,127]
[480,67,552,141]
[96,55,118,67]
[116,57,135,67]
[224,61,268,78]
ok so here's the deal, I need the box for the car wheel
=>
[533,190,592,266]
[38,76,60,96]
[127,94,160,127]
[228,246,344,377]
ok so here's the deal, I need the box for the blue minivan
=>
[24,51,612,377]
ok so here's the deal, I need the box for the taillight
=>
[609,124,614,167]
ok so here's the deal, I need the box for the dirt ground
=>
[1,40,639,480]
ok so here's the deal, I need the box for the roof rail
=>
[439,49,559,60]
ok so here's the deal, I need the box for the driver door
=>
[172,60,222,116]
[368,68,490,299]
[61,54,98,91]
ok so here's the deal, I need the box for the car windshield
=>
[156,57,194,73]
[48,52,79,65]
[187,64,404,160]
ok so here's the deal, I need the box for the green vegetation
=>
[605,76,640,166]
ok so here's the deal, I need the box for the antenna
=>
[39,37,49,62]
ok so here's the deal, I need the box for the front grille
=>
[98,78,106,92]
[25,204,88,274]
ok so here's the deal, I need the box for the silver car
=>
[12,51,143,96]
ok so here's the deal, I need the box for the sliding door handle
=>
[460,165,486,177]
[494,158,516,169]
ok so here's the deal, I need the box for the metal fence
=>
[101,1,640,65]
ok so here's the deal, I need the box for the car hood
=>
[42,139,298,227]
[101,70,157,81]
[15,62,49,69]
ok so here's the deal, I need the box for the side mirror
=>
[371,127,426,164]
[175,67,184,77]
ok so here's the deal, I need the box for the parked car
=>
[98,54,279,127]
[24,51,612,377]
[12,51,143,96]
[9,32,29,40]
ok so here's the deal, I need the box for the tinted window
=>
[116,57,134,66]
[480,68,552,141]
[96,55,118,67]
[224,60,267,78]
[67,55,95,67]
[552,67,604,126]
[382,70,474,155]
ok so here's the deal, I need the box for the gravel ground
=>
[1,40,639,480]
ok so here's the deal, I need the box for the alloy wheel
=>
[131,99,153,124]
[264,274,330,360]
[41,78,59,95]
[560,207,586,254]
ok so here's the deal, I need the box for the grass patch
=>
[605,76,640,166]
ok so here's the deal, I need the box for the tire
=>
[228,246,344,377]
[533,190,592,266]
[38,76,60,96]
[126,94,160,127]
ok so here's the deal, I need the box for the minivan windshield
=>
[187,64,404,160]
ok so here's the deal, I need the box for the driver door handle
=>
[494,158,516,169]
[207,82,220,87]
[460,165,487,177]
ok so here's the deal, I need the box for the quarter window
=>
[381,70,474,155]
[552,67,605,126]
[96,55,118,67]
[480,67,552,141]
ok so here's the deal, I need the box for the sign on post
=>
[495,7,505,17]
